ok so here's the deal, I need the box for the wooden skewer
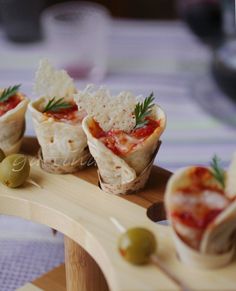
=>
[110,217,192,291]
[26,178,42,189]
[150,254,191,291]
[110,216,126,233]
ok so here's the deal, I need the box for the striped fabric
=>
[0,20,236,290]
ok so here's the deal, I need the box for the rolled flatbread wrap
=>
[29,97,89,173]
[165,159,236,269]
[29,59,90,173]
[0,89,28,155]
[77,87,166,194]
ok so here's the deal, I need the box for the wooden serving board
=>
[2,137,236,291]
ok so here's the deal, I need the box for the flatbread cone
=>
[200,201,236,255]
[38,147,91,174]
[29,97,90,174]
[82,105,166,195]
[98,142,161,195]
[0,92,28,155]
[29,59,90,174]
[171,229,234,269]
[165,166,236,269]
[201,154,236,254]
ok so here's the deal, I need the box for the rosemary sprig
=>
[210,155,225,189]
[43,97,73,113]
[134,92,155,129]
[0,84,21,102]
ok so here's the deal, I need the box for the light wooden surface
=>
[2,137,236,291]
[0,160,177,290]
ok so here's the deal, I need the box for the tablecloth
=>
[0,20,236,290]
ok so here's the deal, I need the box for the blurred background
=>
[0,1,236,290]
[0,0,235,83]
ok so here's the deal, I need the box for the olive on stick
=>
[110,217,191,291]
[0,154,30,188]
[118,227,156,265]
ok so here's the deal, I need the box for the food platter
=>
[1,137,236,291]
[1,61,235,290]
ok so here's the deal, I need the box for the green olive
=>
[118,227,157,265]
[0,148,6,163]
[0,154,30,188]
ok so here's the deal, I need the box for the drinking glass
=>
[42,1,110,81]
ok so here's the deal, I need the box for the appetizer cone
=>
[76,86,166,194]
[165,155,236,269]
[0,85,28,155]
[171,229,234,269]
[29,59,90,174]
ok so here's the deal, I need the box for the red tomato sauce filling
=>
[0,95,22,117]
[178,168,225,196]
[89,118,160,156]
[172,208,223,230]
[171,168,230,233]
[44,103,78,122]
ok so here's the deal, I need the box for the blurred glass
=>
[212,0,236,101]
[221,0,235,38]
[42,1,110,81]
[177,0,222,45]
[178,0,236,102]
[0,0,43,42]
[212,39,236,101]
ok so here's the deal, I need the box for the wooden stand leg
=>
[64,236,109,291]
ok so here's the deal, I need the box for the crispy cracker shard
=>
[33,59,76,99]
[75,85,137,132]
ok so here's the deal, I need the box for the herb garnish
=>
[210,155,225,189]
[43,97,73,113]
[134,92,155,129]
[0,84,21,102]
